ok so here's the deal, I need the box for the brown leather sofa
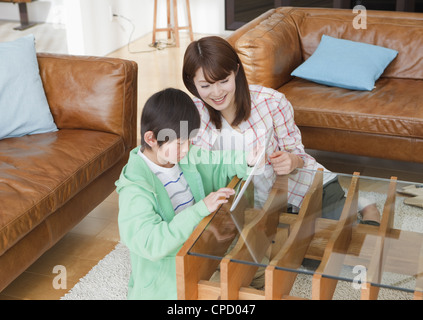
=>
[0,53,137,291]
[227,7,423,163]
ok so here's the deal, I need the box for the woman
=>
[182,36,380,224]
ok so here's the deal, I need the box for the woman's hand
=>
[269,151,304,175]
[203,187,235,213]
[246,144,265,168]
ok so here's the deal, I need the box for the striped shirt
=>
[192,84,335,208]
[138,150,195,214]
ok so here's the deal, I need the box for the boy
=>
[116,88,258,299]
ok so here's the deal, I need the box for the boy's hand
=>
[269,151,304,175]
[204,188,235,213]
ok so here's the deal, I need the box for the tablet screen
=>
[230,130,272,212]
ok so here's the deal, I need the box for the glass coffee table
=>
[176,168,423,300]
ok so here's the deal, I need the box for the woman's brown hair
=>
[182,36,251,129]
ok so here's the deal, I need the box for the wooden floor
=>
[1,28,423,300]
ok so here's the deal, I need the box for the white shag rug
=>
[61,193,422,300]
[61,242,131,300]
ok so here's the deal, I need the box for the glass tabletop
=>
[187,168,423,296]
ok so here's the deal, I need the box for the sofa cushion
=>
[282,77,423,139]
[291,35,398,91]
[0,129,125,255]
[0,35,57,140]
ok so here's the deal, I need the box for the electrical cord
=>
[113,13,176,54]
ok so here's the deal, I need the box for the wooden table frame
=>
[176,170,423,300]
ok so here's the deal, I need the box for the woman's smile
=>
[211,94,227,105]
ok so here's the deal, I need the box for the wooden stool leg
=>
[172,0,180,47]
[153,0,192,47]
[185,0,194,41]
[152,0,158,44]
[166,0,171,40]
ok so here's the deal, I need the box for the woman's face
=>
[193,67,237,113]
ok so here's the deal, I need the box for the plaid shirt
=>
[192,85,325,207]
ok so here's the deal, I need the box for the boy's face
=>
[157,138,190,165]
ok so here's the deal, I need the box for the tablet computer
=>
[229,130,272,212]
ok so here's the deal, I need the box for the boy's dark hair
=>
[140,88,200,150]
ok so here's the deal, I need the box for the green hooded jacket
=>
[115,145,249,299]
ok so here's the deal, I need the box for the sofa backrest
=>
[37,53,138,151]
[228,7,423,89]
[289,7,423,80]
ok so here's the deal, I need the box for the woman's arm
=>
[270,92,316,173]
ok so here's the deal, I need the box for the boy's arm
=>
[185,146,249,193]
[118,185,209,261]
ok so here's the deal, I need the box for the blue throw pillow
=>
[0,34,57,140]
[291,35,398,91]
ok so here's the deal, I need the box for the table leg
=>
[13,2,37,31]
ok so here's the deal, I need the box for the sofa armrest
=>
[37,53,138,151]
[227,7,302,90]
